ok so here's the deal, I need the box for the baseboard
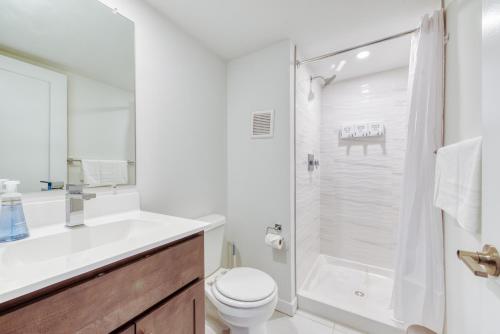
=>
[276,297,297,316]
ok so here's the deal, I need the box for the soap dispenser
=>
[0,180,29,242]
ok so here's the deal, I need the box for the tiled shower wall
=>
[320,67,409,269]
[295,64,322,289]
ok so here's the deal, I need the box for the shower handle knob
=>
[457,244,500,277]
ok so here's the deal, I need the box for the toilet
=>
[199,214,278,334]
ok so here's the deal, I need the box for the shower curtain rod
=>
[296,28,419,66]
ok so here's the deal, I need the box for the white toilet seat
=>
[212,284,277,309]
[212,267,277,308]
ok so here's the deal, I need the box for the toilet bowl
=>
[205,267,278,334]
[199,215,278,334]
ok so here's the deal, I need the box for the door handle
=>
[457,244,500,278]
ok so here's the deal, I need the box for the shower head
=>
[310,74,337,88]
[323,74,337,86]
[308,74,336,101]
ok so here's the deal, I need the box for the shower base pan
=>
[298,255,404,334]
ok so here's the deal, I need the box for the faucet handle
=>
[66,184,84,194]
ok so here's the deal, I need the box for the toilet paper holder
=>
[265,224,282,235]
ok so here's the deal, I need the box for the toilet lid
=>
[214,267,276,302]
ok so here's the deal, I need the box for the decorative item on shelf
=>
[340,121,385,139]
[265,224,284,250]
[354,123,368,137]
[367,122,385,136]
[340,124,354,139]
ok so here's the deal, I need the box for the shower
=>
[308,74,336,100]
[295,28,417,334]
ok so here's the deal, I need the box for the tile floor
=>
[206,310,366,334]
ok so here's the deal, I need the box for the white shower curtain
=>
[392,11,445,334]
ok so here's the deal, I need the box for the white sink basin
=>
[0,220,161,267]
[0,210,208,304]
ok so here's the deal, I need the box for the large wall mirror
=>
[0,0,135,193]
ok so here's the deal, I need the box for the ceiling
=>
[0,0,135,91]
[144,0,440,61]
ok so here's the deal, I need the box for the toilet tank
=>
[197,214,226,277]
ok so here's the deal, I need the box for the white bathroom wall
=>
[443,0,482,333]
[320,68,409,269]
[98,0,227,218]
[295,64,322,289]
[227,40,295,313]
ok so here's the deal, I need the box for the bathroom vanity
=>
[0,204,208,334]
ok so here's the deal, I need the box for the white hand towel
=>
[81,160,101,187]
[81,160,128,187]
[434,137,482,233]
[99,160,128,186]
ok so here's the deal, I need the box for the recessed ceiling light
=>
[336,60,346,72]
[330,63,336,70]
[356,51,370,59]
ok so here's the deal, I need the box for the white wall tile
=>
[295,64,322,288]
[319,68,409,269]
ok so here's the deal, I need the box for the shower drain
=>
[354,290,365,297]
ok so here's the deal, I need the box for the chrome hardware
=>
[266,224,282,235]
[308,153,320,172]
[65,184,96,227]
[457,244,500,278]
[67,157,135,165]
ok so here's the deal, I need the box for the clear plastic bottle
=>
[0,180,29,242]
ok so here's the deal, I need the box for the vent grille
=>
[251,110,274,138]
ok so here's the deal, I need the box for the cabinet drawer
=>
[0,234,204,334]
[136,280,205,334]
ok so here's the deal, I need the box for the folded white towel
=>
[434,137,482,233]
[81,160,101,187]
[81,160,128,187]
[99,160,128,186]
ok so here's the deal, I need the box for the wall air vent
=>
[251,110,274,139]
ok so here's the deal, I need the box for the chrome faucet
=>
[65,184,96,227]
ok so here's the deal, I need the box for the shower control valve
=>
[307,153,320,172]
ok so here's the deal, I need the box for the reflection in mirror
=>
[0,0,135,193]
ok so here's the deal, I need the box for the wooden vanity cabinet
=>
[0,233,205,334]
[115,324,136,334]
[135,280,205,334]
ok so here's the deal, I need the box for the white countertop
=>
[0,210,208,305]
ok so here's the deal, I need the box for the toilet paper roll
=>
[265,233,284,250]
